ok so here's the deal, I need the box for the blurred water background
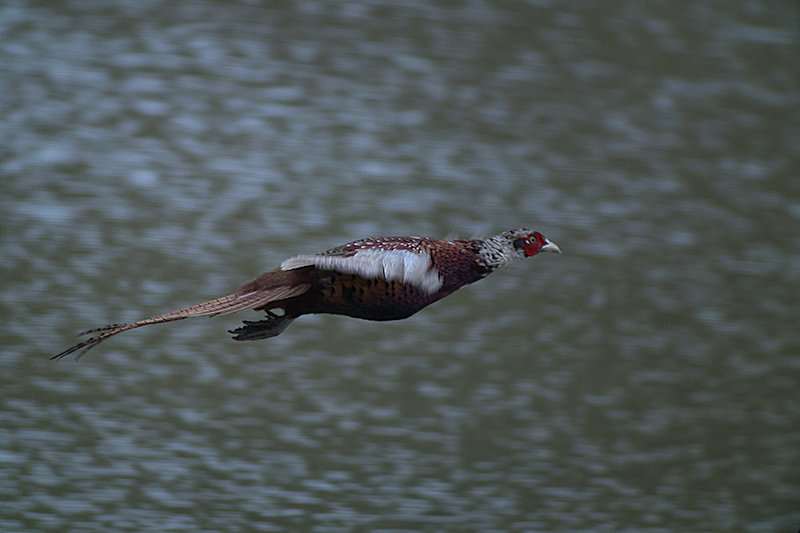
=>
[1,1,799,531]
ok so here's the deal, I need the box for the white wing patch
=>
[281,249,442,294]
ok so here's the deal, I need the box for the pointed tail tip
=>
[51,340,97,361]
[52,323,128,361]
[51,344,82,361]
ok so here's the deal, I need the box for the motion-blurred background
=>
[2,1,798,531]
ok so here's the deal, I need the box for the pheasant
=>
[52,228,560,360]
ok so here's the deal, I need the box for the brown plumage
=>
[52,228,560,360]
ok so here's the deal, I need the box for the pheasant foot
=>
[228,311,294,341]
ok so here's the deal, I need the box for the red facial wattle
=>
[522,232,546,256]
[521,232,561,256]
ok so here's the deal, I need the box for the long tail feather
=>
[52,284,310,361]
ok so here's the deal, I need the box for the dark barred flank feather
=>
[53,228,560,360]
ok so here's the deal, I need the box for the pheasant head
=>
[478,228,561,271]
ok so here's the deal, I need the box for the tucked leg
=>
[228,311,295,341]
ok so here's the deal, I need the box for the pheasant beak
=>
[540,238,561,254]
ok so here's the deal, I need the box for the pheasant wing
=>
[281,237,442,294]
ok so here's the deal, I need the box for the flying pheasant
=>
[52,228,560,360]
